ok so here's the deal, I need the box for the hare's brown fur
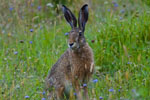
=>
[45,4,94,100]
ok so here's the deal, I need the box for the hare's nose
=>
[69,43,74,47]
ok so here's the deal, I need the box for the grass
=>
[0,0,150,99]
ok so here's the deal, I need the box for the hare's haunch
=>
[45,4,94,100]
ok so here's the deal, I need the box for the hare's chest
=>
[70,55,94,80]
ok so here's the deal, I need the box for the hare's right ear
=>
[62,5,77,28]
[78,4,88,32]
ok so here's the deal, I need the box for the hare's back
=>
[46,50,71,89]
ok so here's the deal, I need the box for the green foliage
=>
[0,0,150,99]
[142,0,150,6]
[51,0,72,8]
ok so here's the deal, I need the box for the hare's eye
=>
[79,32,82,36]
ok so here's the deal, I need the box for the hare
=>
[45,4,94,100]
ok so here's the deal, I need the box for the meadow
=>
[0,0,150,100]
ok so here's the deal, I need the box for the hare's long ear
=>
[78,4,88,32]
[62,5,77,28]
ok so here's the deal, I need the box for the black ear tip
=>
[62,5,66,12]
[62,5,66,8]
[82,4,88,8]
[81,4,88,10]
[84,4,88,7]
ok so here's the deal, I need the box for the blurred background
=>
[0,0,150,100]
[0,0,149,35]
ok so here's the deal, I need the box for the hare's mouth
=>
[68,43,79,50]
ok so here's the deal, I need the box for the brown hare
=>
[45,4,94,100]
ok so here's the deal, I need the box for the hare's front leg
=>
[75,87,82,100]
[83,86,89,100]
[55,86,65,100]
[74,81,83,100]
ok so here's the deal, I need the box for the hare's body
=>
[45,4,94,100]
[46,50,71,98]
[46,43,94,99]
[69,43,94,82]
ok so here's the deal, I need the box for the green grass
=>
[0,0,150,100]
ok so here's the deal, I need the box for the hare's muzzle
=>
[69,43,74,47]
[68,42,77,49]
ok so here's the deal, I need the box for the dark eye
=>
[79,32,82,36]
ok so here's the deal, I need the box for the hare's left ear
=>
[78,4,88,32]
[62,5,77,28]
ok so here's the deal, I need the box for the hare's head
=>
[62,4,88,50]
